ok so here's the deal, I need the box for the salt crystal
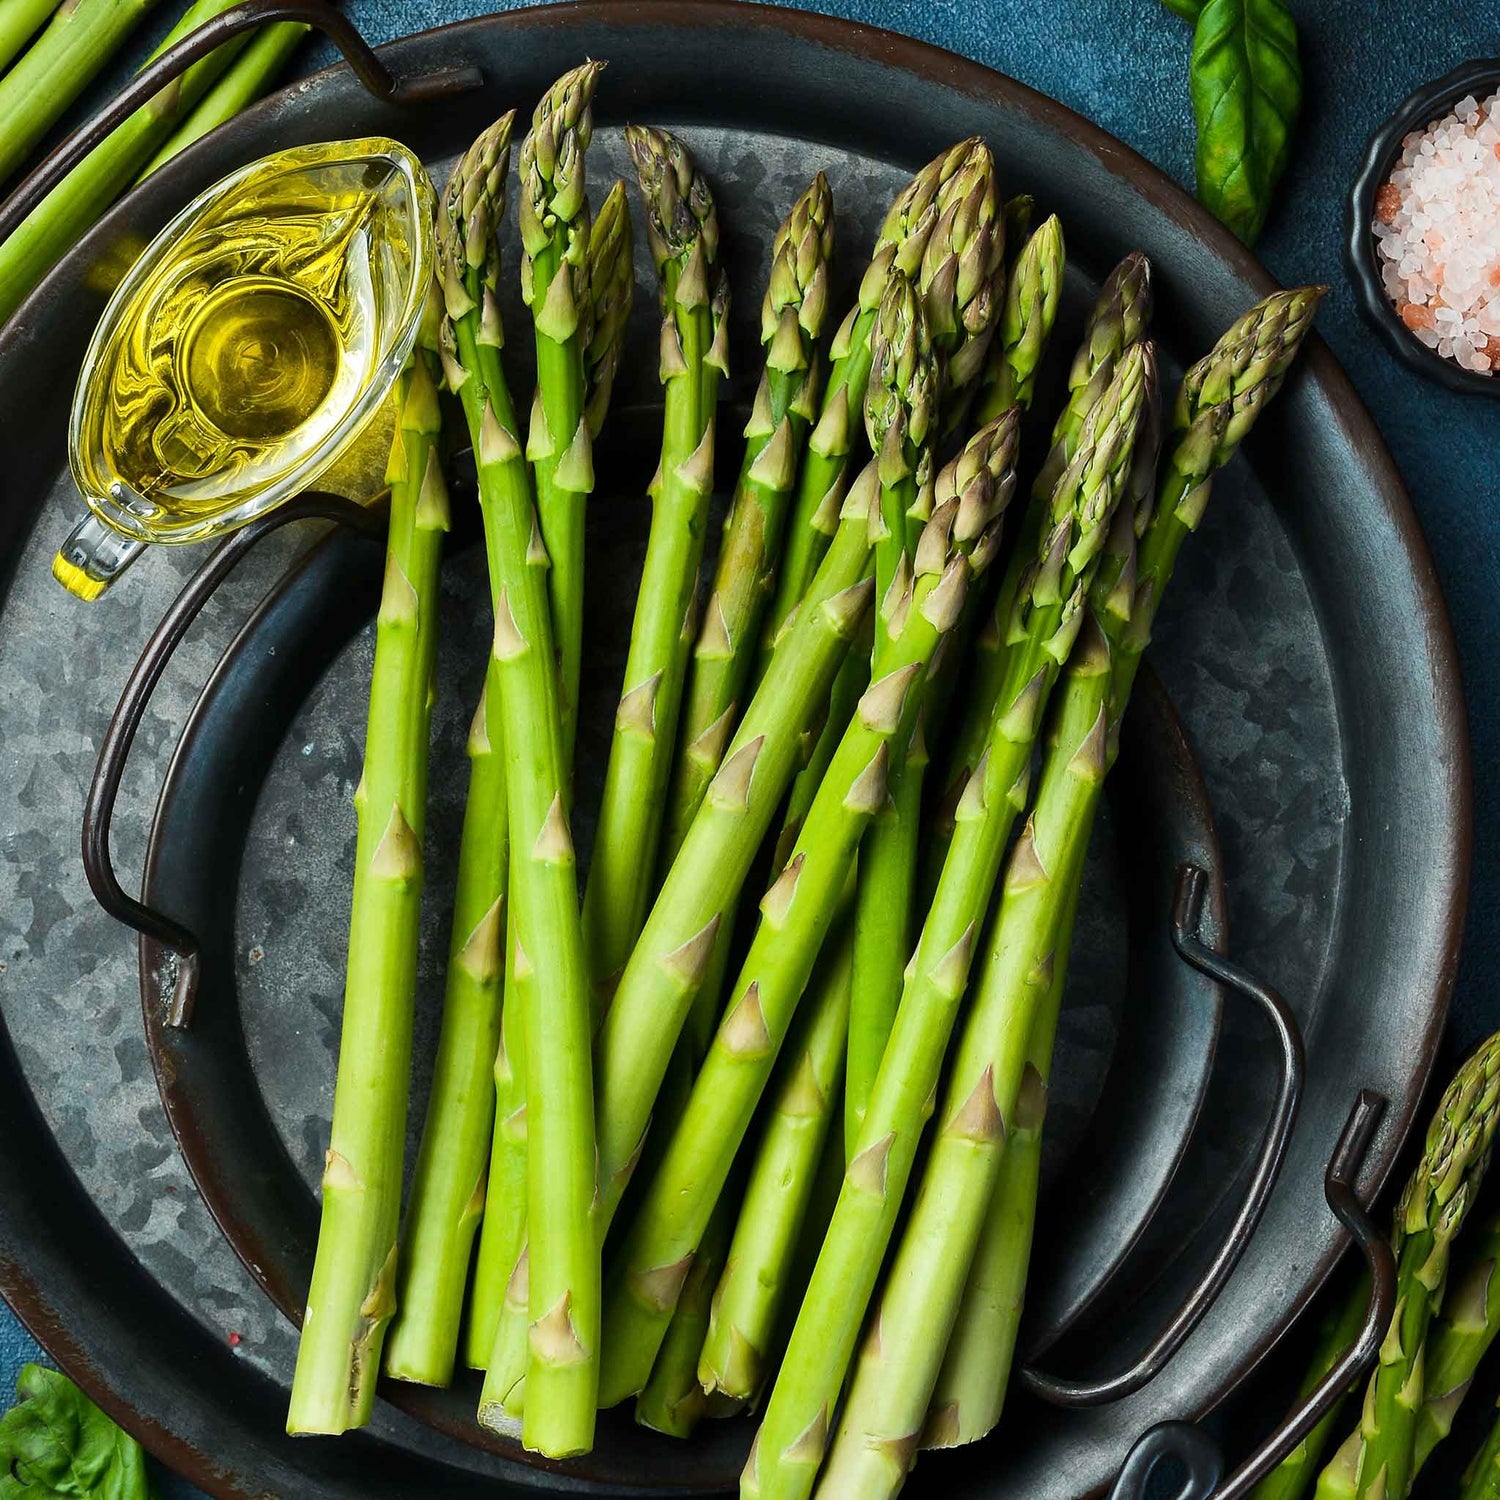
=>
[1373,86,1500,376]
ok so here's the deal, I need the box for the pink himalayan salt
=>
[1374,88,1500,375]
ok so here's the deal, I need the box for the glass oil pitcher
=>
[57,136,435,600]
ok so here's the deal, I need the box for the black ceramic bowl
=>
[1347,56,1500,398]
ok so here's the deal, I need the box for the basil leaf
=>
[1189,0,1302,245]
[1160,0,1205,22]
[0,1366,153,1499]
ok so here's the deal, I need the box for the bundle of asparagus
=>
[288,72,1326,1487]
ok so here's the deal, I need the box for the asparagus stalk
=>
[921,881,1081,1450]
[138,21,308,178]
[812,289,1324,1499]
[390,180,632,1394]
[844,268,939,1150]
[0,0,57,76]
[439,116,599,1457]
[286,290,448,1434]
[749,347,1149,1500]
[635,1185,741,1437]
[663,173,835,861]
[699,908,855,1401]
[0,0,270,325]
[1415,1209,1500,1470]
[383,677,507,1388]
[971,213,1066,423]
[846,150,1005,1148]
[1343,1034,1500,1500]
[759,139,981,664]
[590,483,880,1230]
[1244,1275,1371,1500]
[521,62,604,761]
[461,181,632,1383]
[933,250,1152,869]
[582,125,727,996]
[1463,1399,1500,1500]
[0,0,160,182]
[597,401,1014,1411]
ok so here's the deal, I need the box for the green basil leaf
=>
[0,1366,153,1499]
[1160,0,1206,22]
[1189,0,1302,245]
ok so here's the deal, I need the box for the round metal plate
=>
[0,4,1468,1497]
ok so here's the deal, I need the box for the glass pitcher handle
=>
[53,511,147,600]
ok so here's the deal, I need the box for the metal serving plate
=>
[0,3,1468,1497]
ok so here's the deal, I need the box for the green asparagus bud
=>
[629,120,719,282]
[1033,250,1154,497]
[916,139,1004,408]
[584,178,635,438]
[973,213,1065,420]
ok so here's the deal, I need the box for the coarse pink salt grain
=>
[1373,87,1500,376]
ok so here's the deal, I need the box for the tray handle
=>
[1021,863,1307,1407]
[1107,1088,1395,1500]
[0,0,482,244]
[82,493,383,1028]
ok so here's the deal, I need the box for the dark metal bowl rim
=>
[0,2,1472,1496]
[1345,54,1500,399]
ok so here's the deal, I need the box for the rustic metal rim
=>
[0,2,1471,1496]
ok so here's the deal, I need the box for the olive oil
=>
[64,138,434,596]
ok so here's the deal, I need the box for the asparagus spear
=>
[846,149,1006,1147]
[138,21,308,178]
[596,402,1015,1410]
[522,62,604,761]
[749,346,1149,1500]
[970,213,1066,422]
[1345,1035,1500,1500]
[699,909,855,1401]
[844,268,939,1151]
[921,881,1080,1451]
[582,125,727,996]
[0,0,161,183]
[759,139,982,664]
[286,289,448,1434]
[389,184,633,1392]
[635,1186,741,1437]
[440,116,599,1458]
[812,290,1323,1499]
[460,182,632,1383]
[383,678,506,1389]
[0,0,57,76]
[1244,1275,1371,1500]
[1463,1399,1500,1500]
[933,250,1152,872]
[1,0,273,326]
[590,481,881,1229]
[1416,1209,1500,1470]
[664,173,835,861]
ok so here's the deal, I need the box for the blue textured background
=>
[2,1,1497,1495]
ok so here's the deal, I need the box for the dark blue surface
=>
[3,1,1496,1494]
